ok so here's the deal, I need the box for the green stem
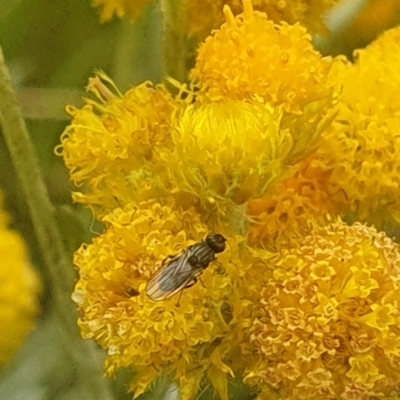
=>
[0,48,113,400]
[161,0,188,82]
[112,19,139,90]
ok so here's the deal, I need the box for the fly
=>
[145,233,227,302]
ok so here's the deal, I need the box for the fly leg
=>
[185,276,206,288]
[198,276,206,288]
[176,278,198,307]
[214,260,225,275]
[184,277,198,289]
[176,277,207,307]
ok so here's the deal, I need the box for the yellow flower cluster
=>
[246,222,400,399]
[0,194,39,364]
[311,26,400,228]
[58,1,400,399]
[192,6,335,111]
[58,2,337,215]
[250,25,400,244]
[163,100,293,207]
[73,201,245,398]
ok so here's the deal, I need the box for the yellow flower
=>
[72,200,246,399]
[312,26,400,228]
[192,0,338,189]
[192,0,336,113]
[0,194,39,364]
[246,221,400,398]
[56,74,182,216]
[160,100,294,207]
[91,0,154,22]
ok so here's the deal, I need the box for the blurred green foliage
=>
[1,0,161,88]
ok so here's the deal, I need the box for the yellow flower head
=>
[191,0,338,188]
[161,100,295,207]
[73,200,245,399]
[313,26,400,227]
[185,0,338,39]
[58,1,340,222]
[192,0,336,114]
[91,0,153,22]
[246,221,400,399]
[56,74,180,215]
[0,194,40,364]
[59,73,331,218]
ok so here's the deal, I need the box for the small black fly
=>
[145,233,227,302]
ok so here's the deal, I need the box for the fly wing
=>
[146,251,195,301]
